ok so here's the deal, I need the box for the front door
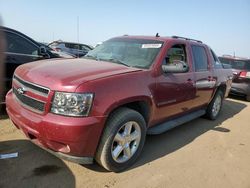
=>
[153,43,196,123]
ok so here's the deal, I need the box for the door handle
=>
[186,79,194,86]
[207,76,214,81]
[186,78,193,83]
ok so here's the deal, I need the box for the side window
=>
[219,57,231,65]
[81,45,91,51]
[65,43,79,50]
[164,44,187,65]
[5,32,38,55]
[65,43,72,49]
[210,49,222,68]
[48,42,59,48]
[191,45,208,72]
[73,44,79,50]
[245,61,250,70]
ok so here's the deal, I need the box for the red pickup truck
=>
[6,35,232,172]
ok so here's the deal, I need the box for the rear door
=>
[191,44,215,107]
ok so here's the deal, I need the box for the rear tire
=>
[95,107,146,172]
[246,95,250,102]
[205,90,223,120]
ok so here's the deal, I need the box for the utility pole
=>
[77,16,79,58]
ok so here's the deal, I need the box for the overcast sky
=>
[1,0,250,58]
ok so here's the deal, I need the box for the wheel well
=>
[217,84,226,97]
[94,101,150,159]
[110,101,150,125]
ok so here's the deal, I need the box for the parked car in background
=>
[6,35,233,172]
[219,55,250,101]
[38,42,76,58]
[48,40,93,57]
[0,27,74,106]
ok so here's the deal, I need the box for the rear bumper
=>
[6,90,106,163]
[230,82,250,96]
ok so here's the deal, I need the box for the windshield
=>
[83,38,163,68]
[219,57,250,70]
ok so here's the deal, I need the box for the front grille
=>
[13,75,49,96]
[13,87,46,112]
[12,75,50,113]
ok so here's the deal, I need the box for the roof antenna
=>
[156,33,160,37]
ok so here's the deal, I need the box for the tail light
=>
[239,71,250,78]
[239,71,247,78]
[55,48,61,52]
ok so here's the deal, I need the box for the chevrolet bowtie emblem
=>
[17,87,26,95]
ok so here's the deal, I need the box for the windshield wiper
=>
[104,58,130,67]
[83,56,130,67]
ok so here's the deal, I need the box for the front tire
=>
[95,107,146,172]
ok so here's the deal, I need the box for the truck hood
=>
[15,58,141,92]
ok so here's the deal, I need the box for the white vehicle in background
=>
[94,42,103,48]
[48,40,93,57]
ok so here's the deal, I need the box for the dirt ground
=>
[0,97,250,188]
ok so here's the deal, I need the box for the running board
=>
[147,110,206,135]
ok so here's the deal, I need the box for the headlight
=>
[51,92,94,117]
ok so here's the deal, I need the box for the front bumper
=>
[38,143,93,164]
[230,82,250,96]
[6,90,106,164]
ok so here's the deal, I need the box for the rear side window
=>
[5,31,38,55]
[191,45,208,72]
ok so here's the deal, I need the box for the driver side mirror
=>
[39,46,47,55]
[162,60,189,73]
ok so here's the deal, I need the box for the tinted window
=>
[5,32,38,55]
[246,61,250,70]
[67,44,91,51]
[192,45,208,72]
[65,43,79,49]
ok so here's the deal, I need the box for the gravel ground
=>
[0,97,250,188]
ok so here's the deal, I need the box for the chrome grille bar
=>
[13,75,50,96]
